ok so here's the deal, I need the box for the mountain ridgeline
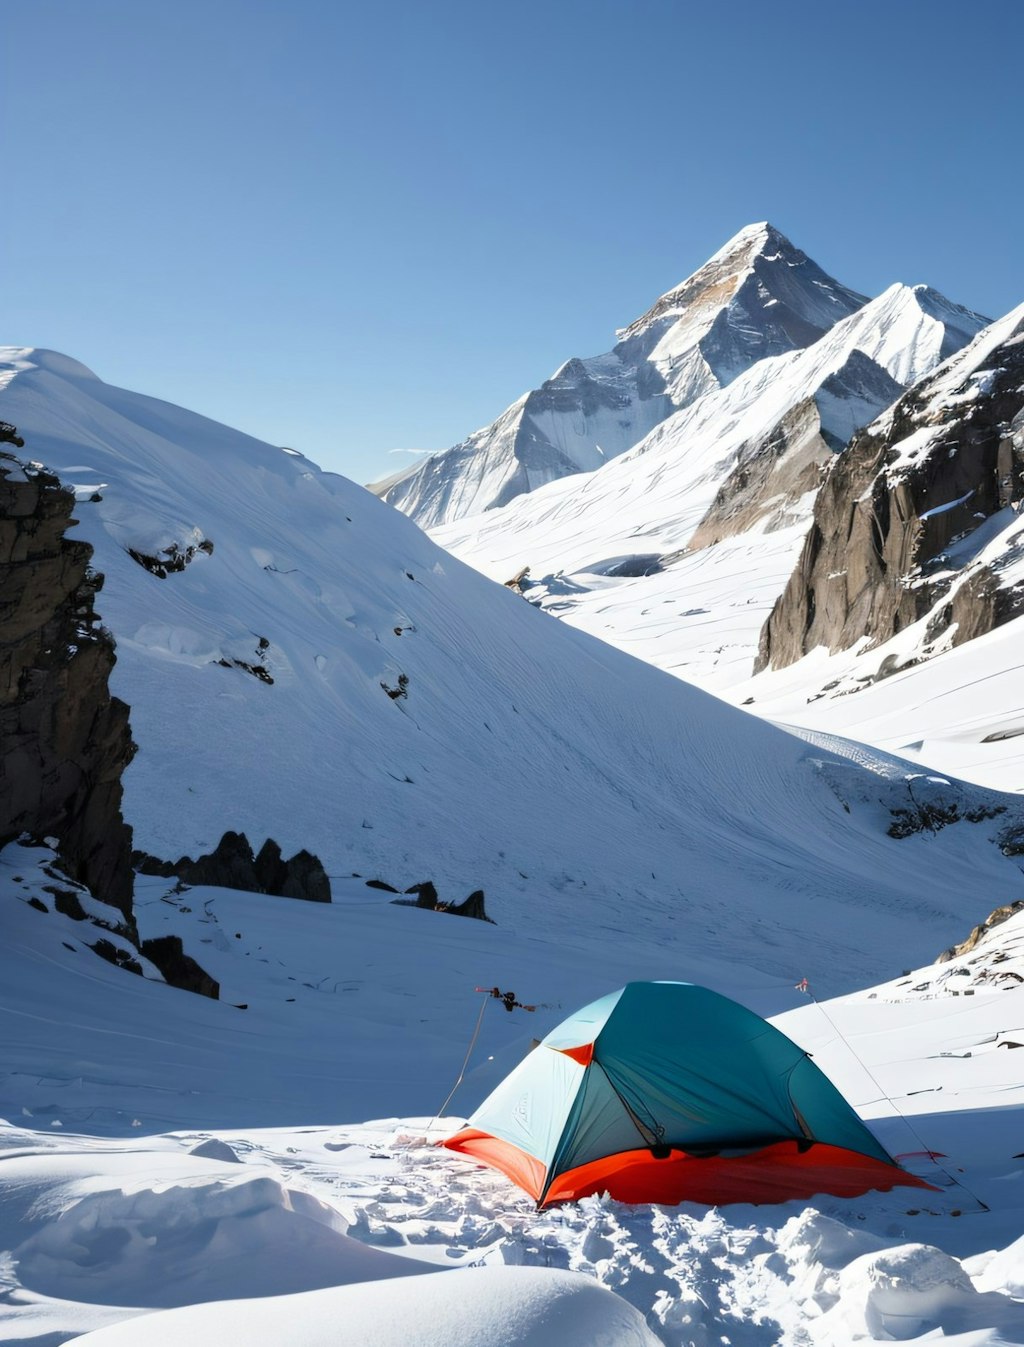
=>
[423,227,996,721]
[757,304,1024,676]
[371,224,871,527]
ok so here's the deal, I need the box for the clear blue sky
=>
[5,0,1023,483]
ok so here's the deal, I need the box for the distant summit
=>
[618,222,865,347]
[371,224,868,528]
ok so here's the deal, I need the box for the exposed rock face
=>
[127,536,213,578]
[690,399,827,551]
[757,308,1024,674]
[140,935,220,998]
[936,901,1024,964]
[135,830,332,903]
[0,452,135,916]
[395,880,494,922]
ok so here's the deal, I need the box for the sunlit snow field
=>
[3,340,1024,1343]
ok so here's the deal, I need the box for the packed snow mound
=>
[12,1170,434,1309]
[774,1214,1024,1344]
[971,1232,1024,1299]
[374,223,868,527]
[813,1242,1022,1343]
[0,345,100,386]
[69,1266,662,1347]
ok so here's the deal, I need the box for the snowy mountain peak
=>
[668,220,789,276]
[908,283,993,346]
[816,282,992,388]
[374,226,869,528]
[616,222,865,346]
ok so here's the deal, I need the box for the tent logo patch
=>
[512,1092,532,1132]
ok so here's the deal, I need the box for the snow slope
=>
[1,345,1021,994]
[71,1268,662,1347]
[372,224,869,526]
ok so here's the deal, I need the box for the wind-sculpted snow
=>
[10,1167,435,1309]
[71,1266,662,1347]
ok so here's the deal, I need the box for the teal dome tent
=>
[444,982,931,1207]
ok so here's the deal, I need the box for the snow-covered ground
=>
[4,842,1024,1345]
[732,616,1024,797]
[4,345,1024,1343]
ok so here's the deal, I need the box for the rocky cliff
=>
[756,305,1024,675]
[0,446,136,917]
[688,354,905,552]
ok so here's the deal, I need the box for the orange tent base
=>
[444,1129,548,1200]
[443,1131,936,1207]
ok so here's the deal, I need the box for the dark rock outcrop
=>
[215,635,274,684]
[141,935,220,998]
[690,358,904,552]
[757,314,1024,673]
[0,451,136,916]
[504,566,532,594]
[127,536,213,579]
[448,888,491,920]
[381,672,409,701]
[254,838,331,903]
[392,880,494,922]
[691,398,833,551]
[135,830,331,903]
[405,880,439,908]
